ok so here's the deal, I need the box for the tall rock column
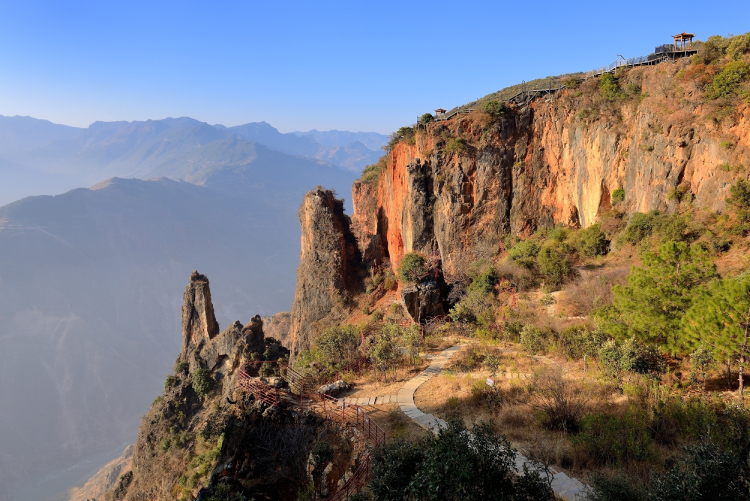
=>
[181,270,220,353]
[289,188,361,358]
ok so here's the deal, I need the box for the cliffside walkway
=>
[398,344,591,501]
[422,47,697,126]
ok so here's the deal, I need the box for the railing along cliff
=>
[237,360,385,500]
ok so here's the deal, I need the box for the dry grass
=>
[558,266,629,316]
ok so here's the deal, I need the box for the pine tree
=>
[682,275,750,398]
[612,241,717,352]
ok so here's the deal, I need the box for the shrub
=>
[483,100,507,116]
[727,34,750,60]
[577,223,609,257]
[508,240,540,268]
[315,325,361,370]
[382,270,397,290]
[192,369,214,397]
[370,439,426,501]
[445,137,466,154]
[647,438,750,500]
[175,360,189,374]
[557,326,604,360]
[468,267,499,294]
[398,252,426,283]
[622,211,657,244]
[449,289,495,326]
[165,375,176,389]
[420,113,434,124]
[407,419,554,500]
[572,409,655,465]
[360,162,383,183]
[597,337,666,382]
[520,325,544,354]
[537,244,573,287]
[528,366,589,432]
[388,127,415,149]
[710,61,749,99]
[611,187,625,205]
[205,484,246,501]
[599,73,622,101]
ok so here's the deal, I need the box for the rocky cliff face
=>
[108,271,365,501]
[352,59,750,277]
[289,188,362,358]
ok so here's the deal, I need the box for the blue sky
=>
[0,1,747,134]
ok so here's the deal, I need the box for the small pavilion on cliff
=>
[672,32,694,51]
[434,108,446,119]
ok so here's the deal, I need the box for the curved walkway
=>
[395,343,590,501]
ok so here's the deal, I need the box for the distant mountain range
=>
[0,115,386,207]
[0,114,371,500]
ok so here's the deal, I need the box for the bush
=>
[528,367,589,432]
[597,337,666,382]
[557,326,604,360]
[508,240,540,268]
[404,419,555,500]
[449,289,496,327]
[165,375,176,389]
[175,361,189,374]
[572,409,655,465]
[611,187,625,205]
[599,73,622,101]
[710,61,749,99]
[727,33,750,60]
[537,244,573,287]
[398,252,426,283]
[420,113,434,124]
[520,325,545,354]
[205,484,246,501]
[360,162,383,184]
[315,325,361,370]
[370,439,426,501]
[622,211,657,244]
[468,267,499,294]
[388,127,415,149]
[577,223,609,257]
[445,137,466,154]
[192,369,214,397]
[483,101,507,116]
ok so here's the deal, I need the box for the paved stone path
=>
[392,343,591,501]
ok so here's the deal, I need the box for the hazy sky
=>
[0,1,747,134]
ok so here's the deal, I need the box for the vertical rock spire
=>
[181,270,220,352]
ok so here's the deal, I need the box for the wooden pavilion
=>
[672,32,694,51]
[434,108,447,119]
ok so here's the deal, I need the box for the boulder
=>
[318,380,351,396]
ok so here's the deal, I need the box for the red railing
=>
[237,361,385,499]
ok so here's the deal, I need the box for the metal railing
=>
[237,361,385,500]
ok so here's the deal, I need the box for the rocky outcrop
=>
[289,188,362,358]
[181,270,220,352]
[351,60,750,278]
[179,271,267,374]
[401,280,447,323]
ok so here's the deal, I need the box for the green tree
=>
[711,61,749,99]
[611,188,625,205]
[623,211,657,245]
[726,179,750,235]
[578,223,609,257]
[398,252,426,283]
[599,73,622,101]
[420,113,434,124]
[192,369,214,397]
[612,241,717,352]
[537,243,573,287]
[401,323,422,367]
[407,420,554,500]
[682,275,750,397]
[370,439,425,501]
[483,101,507,116]
[315,325,361,369]
[468,267,499,294]
[369,324,401,382]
